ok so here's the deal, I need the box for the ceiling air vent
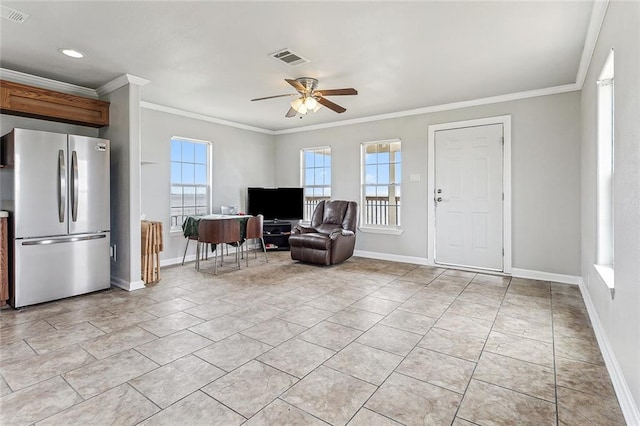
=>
[1,5,30,23]
[269,49,310,67]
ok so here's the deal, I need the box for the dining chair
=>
[244,214,268,267]
[196,218,241,274]
[182,234,199,265]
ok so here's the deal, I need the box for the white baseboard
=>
[160,245,244,268]
[161,254,196,267]
[510,268,581,285]
[579,279,640,425]
[353,250,430,266]
[353,252,581,285]
[111,276,146,291]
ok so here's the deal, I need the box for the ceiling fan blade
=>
[251,93,296,101]
[285,78,306,93]
[285,107,297,118]
[315,88,358,96]
[317,97,346,113]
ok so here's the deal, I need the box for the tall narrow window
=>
[596,49,614,285]
[361,139,402,227]
[301,147,331,221]
[170,137,211,231]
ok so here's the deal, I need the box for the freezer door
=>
[13,232,111,307]
[14,129,68,238]
[68,135,110,234]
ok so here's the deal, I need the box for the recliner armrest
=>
[292,225,318,234]
[329,228,355,239]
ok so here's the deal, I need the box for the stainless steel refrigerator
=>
[1,128,111,308]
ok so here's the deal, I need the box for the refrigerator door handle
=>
[58,149,66,223]
[21,234,107,246]
[71,150,79,222]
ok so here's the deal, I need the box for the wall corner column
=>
[98,74,149,291]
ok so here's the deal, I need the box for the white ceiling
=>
[0,1,595,132]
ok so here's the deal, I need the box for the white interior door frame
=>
[427,115,512,274]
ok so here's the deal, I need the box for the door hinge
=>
[501,136,504,145]
[502,248,504,256]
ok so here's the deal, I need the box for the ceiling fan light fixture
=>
[304,96,318,110]
[253,77,356,117]
[290,98,307,114]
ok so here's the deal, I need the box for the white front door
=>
[434,124,503,270]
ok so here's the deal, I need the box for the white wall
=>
[274,92,582,276]
[580,0,640,418]
[140,108,275,263]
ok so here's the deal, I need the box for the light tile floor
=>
[0,252,627,425]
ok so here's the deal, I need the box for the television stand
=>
[262,220,292,251]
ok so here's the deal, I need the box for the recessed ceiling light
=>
[59,48,84,59]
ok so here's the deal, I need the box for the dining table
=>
[182,214,252,240]
[181,214,252,264]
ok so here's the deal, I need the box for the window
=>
[301,147,331,221]
[170,137,211,231]
[596,49,614,287]
[361,139,402,228]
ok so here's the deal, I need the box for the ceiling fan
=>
[251,77,358,118]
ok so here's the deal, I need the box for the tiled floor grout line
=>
[273,396,332,425]
[197,385,250,423]
[123,381,164,423]
[225,279,376,424]
[247,269,432,425]
[341,271,476,424]
[450,273,509,423]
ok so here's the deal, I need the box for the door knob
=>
[436,197,442,202]
[437,189,442,194]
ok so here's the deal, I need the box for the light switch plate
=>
[409,173,421,182]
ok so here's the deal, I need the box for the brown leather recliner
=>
[289,200,358,265]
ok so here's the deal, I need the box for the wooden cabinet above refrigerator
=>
[0,80,109,128]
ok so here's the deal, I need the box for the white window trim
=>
[594,48,615,294]
[358,226,404,235]
[427,115,512,273]
[594,264,615,298]
[169,136,213,233]
[300,146,332,221]
[360,138,403,230]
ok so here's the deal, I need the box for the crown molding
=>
[140,101,275,135]
[142,83,579,136]
[273,83,580,135]
[96,73,149,96]
[0,67,98,98]
[575,0,610,88]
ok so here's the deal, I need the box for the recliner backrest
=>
[310,200,358,233]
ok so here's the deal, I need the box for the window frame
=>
[595,49,615,291]
[169,136,212,233]
[360,138,402,233]
[300,146,332,222]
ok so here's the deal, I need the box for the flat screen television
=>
[247,187,304,221]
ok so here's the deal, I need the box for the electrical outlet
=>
[409,173,421,182]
